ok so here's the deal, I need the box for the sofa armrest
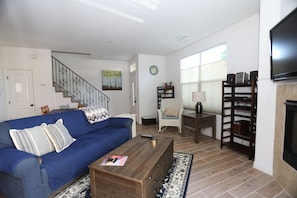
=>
[0,147,38,173]
[109,117,133,129]
[0,147,48,198]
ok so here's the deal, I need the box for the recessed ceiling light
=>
[174,35,188,41]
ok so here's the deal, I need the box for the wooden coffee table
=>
[89,135,173,198]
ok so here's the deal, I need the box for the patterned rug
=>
[54,152,193,198]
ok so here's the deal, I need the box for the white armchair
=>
[157,98,183,133]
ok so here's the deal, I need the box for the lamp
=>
[192,91,206,114]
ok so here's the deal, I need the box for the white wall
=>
[0,50,6,121]
[137,54,166,123]
[52,53,130,116]
[0,46,53,120]
[0,47,131,120]
[166,14,260,141]
[254,0,297,175]
[166,14,260,99]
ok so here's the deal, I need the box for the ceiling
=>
[0,0,260,61]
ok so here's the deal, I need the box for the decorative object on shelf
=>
[165,81,172,86]
[192,91,206,114]
[149,65,158,75]
[232,120,250,134]
[235,72,248,84]
[41,105,50,114]
[227,74,235,85]
[157,85,174,109]
[250,70,258,83]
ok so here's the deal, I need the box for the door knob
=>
[30,104,34,107]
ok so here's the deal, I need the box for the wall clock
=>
[149,65,158,75]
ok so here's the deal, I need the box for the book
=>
[100,155,128,166]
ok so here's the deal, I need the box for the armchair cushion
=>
[164,108,180,117]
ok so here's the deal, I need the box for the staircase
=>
[51,56,110,109]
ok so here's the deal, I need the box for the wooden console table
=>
[182,111,216,143]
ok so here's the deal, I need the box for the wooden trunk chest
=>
[89,135,173,198]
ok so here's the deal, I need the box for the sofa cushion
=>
[50,110,96,137]
[42,119,76,153]
[7,114,55,129]
[9,125,55,156]
[88,119,110,131]
[50,110,112,137]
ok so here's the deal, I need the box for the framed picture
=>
[102,70,122,90]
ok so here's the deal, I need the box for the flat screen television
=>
[270,7,297,81]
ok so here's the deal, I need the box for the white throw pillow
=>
[9,125,55,156]
[42,119,76,153]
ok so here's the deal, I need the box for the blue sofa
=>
[0,109,133,198]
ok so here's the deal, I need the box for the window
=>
[180,44,227,114]
[129,63,136,72]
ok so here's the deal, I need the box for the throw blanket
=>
[80,106,110,124]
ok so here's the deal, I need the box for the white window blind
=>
[180,44,227,114]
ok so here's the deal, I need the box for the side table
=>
[182,111,216,143]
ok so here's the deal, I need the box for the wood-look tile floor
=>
[136,124,292,198]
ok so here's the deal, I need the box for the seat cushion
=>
[7,114,55,129]
[50,110,112,138]
[162,115,179,119]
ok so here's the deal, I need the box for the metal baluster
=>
[51,56,110,109]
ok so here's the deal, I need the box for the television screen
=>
[270,7,297,81]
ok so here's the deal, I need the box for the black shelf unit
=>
[220,80,257,160]
[157,86,174,109]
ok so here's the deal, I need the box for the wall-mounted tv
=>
[270,7,297,81]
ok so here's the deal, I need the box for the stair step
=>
[52,88,79,109]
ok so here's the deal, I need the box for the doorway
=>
[129,64,138,122]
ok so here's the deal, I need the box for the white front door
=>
[6,70,35,119]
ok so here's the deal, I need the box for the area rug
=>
[54,152,193,198]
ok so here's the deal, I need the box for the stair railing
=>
[52,56,110,109]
